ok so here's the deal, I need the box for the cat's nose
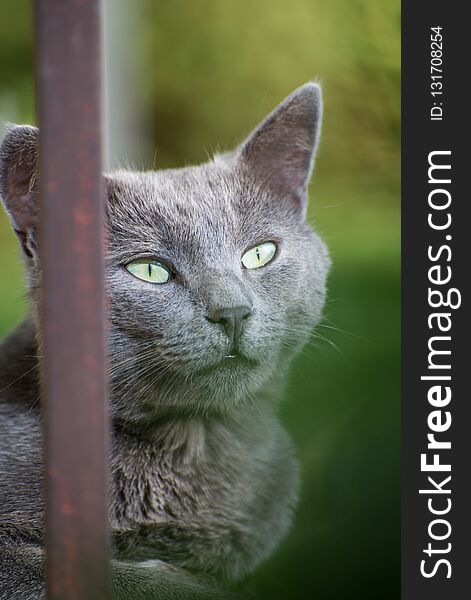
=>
[206,305,252,349]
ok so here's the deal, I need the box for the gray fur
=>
[0,83,329,599]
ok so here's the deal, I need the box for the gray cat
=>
[0,83,329,599]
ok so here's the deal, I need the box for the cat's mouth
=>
[198,352,259,374]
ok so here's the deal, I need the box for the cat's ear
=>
[237,82,322,213]
[0,125,40,260]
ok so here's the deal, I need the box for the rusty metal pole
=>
[35,1,110,599]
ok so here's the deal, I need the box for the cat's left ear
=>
[237,82,322,215]
[0,125,40,261]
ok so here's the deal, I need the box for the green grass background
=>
[0,1,399,598]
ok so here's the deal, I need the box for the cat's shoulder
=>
[0,321,43,524]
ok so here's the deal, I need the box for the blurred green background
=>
[0,1,400,598]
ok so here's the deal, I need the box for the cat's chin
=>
[111,357,272,426]
[189,358,273,413]
[189,358,272,409]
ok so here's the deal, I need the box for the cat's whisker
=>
[0,364,38,395]
[310,331,344,356]
[317,322,366,342]
[113,355,184,419]
[108,346,177,380]
[26,391,43,415]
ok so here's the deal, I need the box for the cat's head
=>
[0,83,330,425]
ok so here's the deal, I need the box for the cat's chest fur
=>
[109,414,298,580]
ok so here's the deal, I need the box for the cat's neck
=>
[111,381,279,458]
[109,397,291,532]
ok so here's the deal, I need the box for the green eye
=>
[241,241,277,269]
[126,259,171,284]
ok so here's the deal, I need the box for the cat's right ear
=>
[0,125,40,261]
[235,82,322,216]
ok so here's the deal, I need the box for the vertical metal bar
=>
[35,1,110,599]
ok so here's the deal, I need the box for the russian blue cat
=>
[0,83,329,599]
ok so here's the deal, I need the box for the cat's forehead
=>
[109,166,239,220]
[105,164,283,247]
